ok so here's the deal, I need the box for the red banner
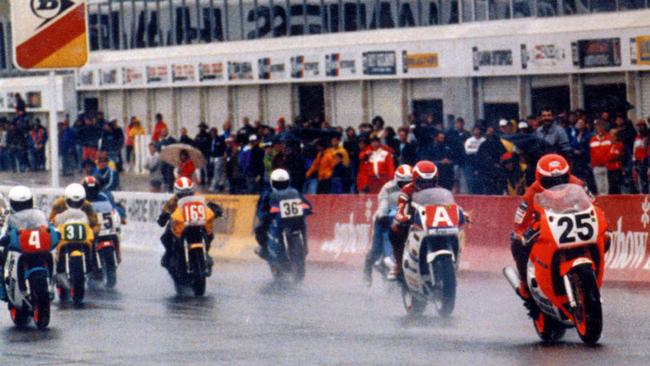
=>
[306,194,650,284]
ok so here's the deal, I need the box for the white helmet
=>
[8,185,33,212]
[394,164,413,187]
[64,183,86,209]
[270,169,290,191]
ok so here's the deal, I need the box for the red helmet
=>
[394,164,413,188]
[174,177,195,197]
[536,154,570,189]
[412,161,438,191]
[81,175,100,200]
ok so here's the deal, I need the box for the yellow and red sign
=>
[10,0,88,70]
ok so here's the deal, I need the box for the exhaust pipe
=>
[503,266,520,290]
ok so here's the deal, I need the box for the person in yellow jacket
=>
[126,117,146,168]
[156,177,223,269]
[49,183,100,235]
[306,135,350,193]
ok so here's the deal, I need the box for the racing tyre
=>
[9,304,29,328]
[401,285,427,316]
[70,256,86,307]
[101,248,117,289]
[30,273,51,330]
[192,275,206,297]
[288,233,306,283]
[431,255,456,317]
[189,250,207,297]
[571,265,603,346]
[533,312,566,343]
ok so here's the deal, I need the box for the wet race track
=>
[1,249,650,365]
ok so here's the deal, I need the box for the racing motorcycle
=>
[53,209,94,306]
[503,184,608,345]
[266,195,311,282]
[400,188,463,317]
[3,212,56,329]
[167,196,214,296]
[91,200,121,289]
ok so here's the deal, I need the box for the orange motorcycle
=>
[504,184,608,345]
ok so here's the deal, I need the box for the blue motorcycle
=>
[266,196,311,282]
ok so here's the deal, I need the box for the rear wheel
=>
[401,285,427,316]
[571,265,603,346]
[431,255,456,317]
[101,248,117,289]
[533,312,567,343]
[30,273,51,330]
[288,233,306,283]
[70,256,86,307]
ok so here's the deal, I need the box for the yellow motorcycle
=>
[53,209,94,306]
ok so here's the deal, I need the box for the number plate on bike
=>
[19,229,52,253]
[182,202,207,226]
[63,223,88,242]
[279,199,304,219]
[546,208,598,247]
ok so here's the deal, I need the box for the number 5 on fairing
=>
[549,210,597,246]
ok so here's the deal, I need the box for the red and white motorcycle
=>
[400,188,465,317]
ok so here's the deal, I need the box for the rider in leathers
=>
[511,154,603,309]
[363,164,412,286]
[254,169,312,261]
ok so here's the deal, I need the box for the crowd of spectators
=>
[5,90,649,197]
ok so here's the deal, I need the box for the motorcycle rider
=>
[0,186,60,301]
[388,161,440,280]
[49,183,99,235]
[511,153,594,304]
[82,176,126,222]
[363,164,412,286]
[156,177,221,269]
[254,169,312,260]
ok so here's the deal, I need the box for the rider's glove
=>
[207,202,224,218]
[157,212,171,227]
[522,227,540,247]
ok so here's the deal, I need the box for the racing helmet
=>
[65,183,86,209]
[536,154,570,189]
[8,185,33,213]
[82,175,100,201]
[394,164,413,188]
[413,161,438,191]
[270,169,290,191]
[174,177,195,198]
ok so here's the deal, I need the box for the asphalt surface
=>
[0,250,649,365]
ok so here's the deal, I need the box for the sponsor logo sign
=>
[123,67,145,86]
[227,61,254,80]
[521,44,566,69]
[363,51,397,75]
[472,47,513,71]
[325,53,357,77]
[402,51,439,74]
[99,68,119,86]
[146,65,169,84]
[631,36,650,65]
[199,62,225,82]
[11,0,89,70]
[172,64,196,83]
[572,38,621,68]
[258,58,286,80]
[291,55,320,79]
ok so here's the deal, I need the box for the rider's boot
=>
[255,246,270,260]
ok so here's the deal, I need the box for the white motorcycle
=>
[91,201,122,289]
[400,187,464,317]
[3,209,56,329]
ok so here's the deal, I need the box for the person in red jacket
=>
[387,160,439,280]
[357,136,395,194]
[607,129,624,194]
[589,119,611,195]
[511,154,590,303]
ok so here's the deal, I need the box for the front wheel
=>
[100,248,117,289]
[192,276,206,297]
[30,273,51,330]
[288,232,306,283]
[69,256,86,307]
[571,265,603,345]
[189,249,207,297]
[431,255,456,317]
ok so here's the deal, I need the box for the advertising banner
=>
[100,68,120,86]
[573,38,621,68]
[401,51,439,75]
[146,65,170,85]
[199,62,225,82]
[520,43,567,70]
[290,55,321,79]
[631,35,650,65]
[472,47,514,71]
[123,67,145,86]
[362,51,397,75]
[258,57,286,80]
[172,64,196,83]
[228,61,254,80]
[325,52,357,77]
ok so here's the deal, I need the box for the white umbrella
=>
[159,143,207,169]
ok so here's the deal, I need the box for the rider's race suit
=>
[254,187,312,257]
[157,195,222,267]
[390,182,419,274]
[0,209,61,301]
[364,180,400,277]
[511,175,590,295]
[88,190,126,262]
[49,197,100,235]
